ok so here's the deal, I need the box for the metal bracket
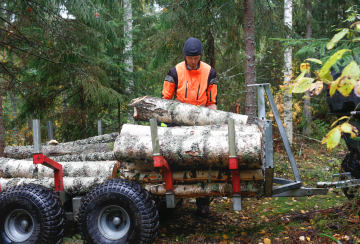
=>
[228,118,242,211]
[150,119,176,208]
[72,196,84,221]
[248,84,303,197]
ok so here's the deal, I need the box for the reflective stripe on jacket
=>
[162,61,217,107]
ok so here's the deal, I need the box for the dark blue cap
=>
[183,37,203,56]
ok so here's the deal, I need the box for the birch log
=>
[50,151,115,162]
[0,177,106,195]
[145,180,263,197]
[122,169,264,182]
[0,158,116,178]
[130,96,248,125]
[5,143,113,159]
[114,124,262,170]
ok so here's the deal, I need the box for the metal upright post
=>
[97,120,103,136]
[47,121,54,140]
[33,119,41,154]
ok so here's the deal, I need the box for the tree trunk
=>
[79,85,87,139]
[244,0,257,123]
[114,124,262,170]
[10,92,18,144]
[0,177,107,195]
[5,142,114,159]
[0,158,115,178]
[50,151,115,162]
[0,82,5,157]
[145,181,263,197]
[130,96,248,125]
[303,0,312,136]
[122,168,264,183]
[206,27,215,68]
[284,0,293,144]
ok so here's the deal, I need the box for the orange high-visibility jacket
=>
[162,61,217,108]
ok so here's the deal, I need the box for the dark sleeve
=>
[162,67,178,99]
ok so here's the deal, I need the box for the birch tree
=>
[284,0,293,144]
[0,81,5,157]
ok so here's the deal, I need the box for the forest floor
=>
[62,134,360,244]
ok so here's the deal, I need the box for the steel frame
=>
[249,83,328,197]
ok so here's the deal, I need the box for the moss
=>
[109,142,115,151]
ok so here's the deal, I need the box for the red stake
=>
[153,155,174,194]
[33,154,64,191]
[229,157,241,194]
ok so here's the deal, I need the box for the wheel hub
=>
[98,205,130,240]
[5,209,34,242]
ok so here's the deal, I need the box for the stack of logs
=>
[0,95,266,198]
[114,96,265,197]
[0,133,118,195]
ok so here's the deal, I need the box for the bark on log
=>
[0,158,116,178]
[50,151,115,162]
[4,143,113,159]
[114,124,262,170]
[130,96,248,125]
[0,177,106,195]
[122,169,263,183]
[144,180,263,197]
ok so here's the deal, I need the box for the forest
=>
[1,0,360,243]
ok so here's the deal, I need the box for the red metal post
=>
[33,154,64,191]
[230,157,241,194]
[153,155,174,193]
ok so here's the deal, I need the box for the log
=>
[0,158,116,178]
[50,151,116,162]
[121,169,264,183]
[4,143,114,159]
[114,124,262,170]
[130,96,248,125]
[0,177,106,195]
[144,180,263,197]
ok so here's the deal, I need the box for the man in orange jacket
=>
[161,37,217,216]
[162,37,217,110]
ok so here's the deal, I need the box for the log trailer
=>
[0,83,358,244]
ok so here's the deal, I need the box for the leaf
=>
[292,78,315,93]
[300,63,310,73]
[309,81,323,96]
[337,61,360,96]
[306,237,311,241]
[326,29,349,50]
[331,116,349,127]
[223,234,229,239]
[319,49,350,79]
[340,123,359,137]
[354,80,360,97]
[264,238,271,244]
[305,58,323,65]
[321,126,341,151]
[350,21,360,29]
[329,78,340,97]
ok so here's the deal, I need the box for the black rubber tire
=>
[77,179,159,244]
[0,184,66,244]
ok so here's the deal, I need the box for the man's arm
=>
[162,67,178,100]
[206,68,217,110]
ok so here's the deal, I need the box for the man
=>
[162,37,217,110]
[161,37,217,216]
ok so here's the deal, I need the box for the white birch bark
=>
[145,181,263,196]
[0,158,115,178]
[114,124,262,169]
[130,96,248,125]
[122,169,264,182]
[0,177,106,195]
[284,0,293,144]
[50,151,115,162]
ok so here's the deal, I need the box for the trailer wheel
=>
[0,184,66,244]
[77,179,159,244]
[341,152,360,199]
